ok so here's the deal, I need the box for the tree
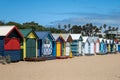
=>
[58,24,61,30]
[103,24,107,31]
[0,21,5,25]
[6,21,22,29]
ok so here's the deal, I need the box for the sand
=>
[0,54,120,80]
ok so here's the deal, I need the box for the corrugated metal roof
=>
[35,31,54,40]
[0,26,15,36]
[19,29,32,37]
[70,34,81,40]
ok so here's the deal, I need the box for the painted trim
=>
[23,38,26,59]
[36,39,38,58]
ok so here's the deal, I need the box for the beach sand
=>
[0,54,120,80]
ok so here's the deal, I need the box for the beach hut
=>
[19,29,38,60]
[61,34,73,56]
[107,39,111,53]
[111,40,116,53]
[0,26,23,61]
[118,42,120,53]
[82,36,89,55]
[95,38,100,54]
[104,39,108,54]
[88,37,95,55]
[115,39,119,52]
[35,31,56,60]
[70,34,82,56]
[52,34,66,58]
[100,40,105,54]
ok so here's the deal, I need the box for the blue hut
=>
[35,31,56,60]
[100,40,106,54]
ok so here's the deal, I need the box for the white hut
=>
[82,36,89,55]
[88,37,95,55]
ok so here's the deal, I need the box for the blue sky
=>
[0,0,120,28]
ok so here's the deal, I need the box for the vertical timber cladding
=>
[26,32,36,58]
[56,42,61,57]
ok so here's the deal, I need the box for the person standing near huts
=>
[19,29,38,61]
[70,34,82,56]
[61,34,73,57]
[35,31,56,60]
[0,26,23,62]
[52,34,66,59]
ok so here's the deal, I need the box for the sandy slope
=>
[0,54,120,80]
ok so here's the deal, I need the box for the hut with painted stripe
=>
[35,31,56,60]
[115,39,119,52]
[118,42,120,53]
[19,29,38,60]
[70,34,83,56]
[104,39,108,54]
[52,34,66,58]
[61,34,73,57]
[0,26,23,61]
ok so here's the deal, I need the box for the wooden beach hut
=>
[111,40,116,53]
[100,40,105,54]
[70,34,83,56]
[115,39,119,53]
[19,29,38,60]
[35,31,56,60]
[95,38,100,54]
[88,37,95,55]
[104,39,108,54]
[82,37,89,55]
[52,34,66,58]
[0,26,23,61]
[106,39,111,53]
[61,34,73,56]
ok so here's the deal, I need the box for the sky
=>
[0,0,120,28]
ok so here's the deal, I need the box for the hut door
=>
[66,42,70,56]
[56,42,61,57]
[96,43,99,53]
[26,39,36,58]
[90,43,94,55]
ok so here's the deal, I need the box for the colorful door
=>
[26,39,36,58]
[96,43,99,53]
[56,42,61,57]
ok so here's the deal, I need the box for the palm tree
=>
[103,24,107,31]
[58,24,61,30]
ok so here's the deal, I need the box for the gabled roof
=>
[82,36,88,43]
[35,31,55,41]
[52,34,60,40]
[52,33,65,42]
[0,25,23,38]
[87,37,94,43]
[70,34,81,40]
[19,29,32,37]
[0,26,15,36]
